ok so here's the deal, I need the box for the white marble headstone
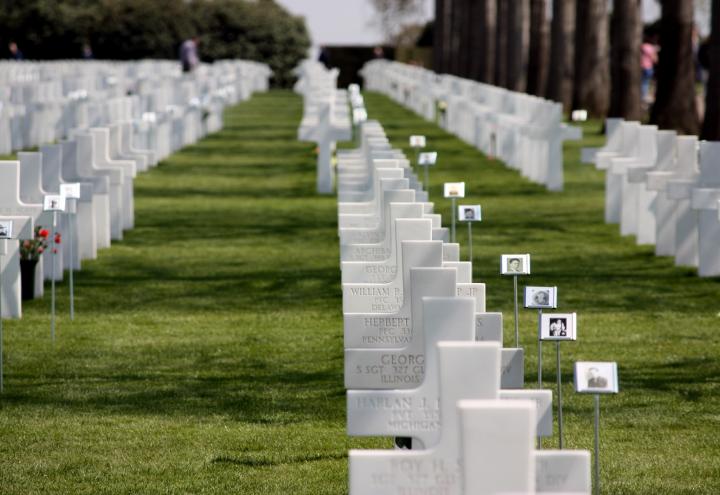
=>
[345,266,458,389]
[0,215,34,318]
[348,341,501,495]
[458,399,536,495]
[501,348,525,389]
[535,450,591,493]
[343,238,442,314]
[347,297,477,447]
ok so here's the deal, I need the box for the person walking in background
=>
[640,34,659,103]
[318,46,331,69]
[8,42,23,60]
[82,43,93,60]
[179,36,200,73]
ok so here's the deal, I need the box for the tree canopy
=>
[0,0,310,87]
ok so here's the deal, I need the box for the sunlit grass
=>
[364,92,720,495]
[0,90,717,494]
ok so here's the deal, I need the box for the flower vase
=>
[20,259,38,301]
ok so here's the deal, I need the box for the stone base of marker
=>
[394,437,412,450]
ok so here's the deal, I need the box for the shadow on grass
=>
[1,366,347,424]
[210,451,347,467]
[1,90,347,427]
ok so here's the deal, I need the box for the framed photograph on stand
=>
[458,204,481,222]
[501,254,531,275]
[540,312,577,341]
[443,182,465,198]
[0,221,12,239]
[524,286,557,309]
[574,362,619,394]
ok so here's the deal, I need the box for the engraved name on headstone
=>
[348,341,501,495]
[347,297,477,447]
[344,266,457,389]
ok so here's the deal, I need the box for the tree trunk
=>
[526,0,549,96]
[449,0,463,75]
[702,0,720,139]
[495,0,509,87]
[546,0,575,109]
[433,0,445,72]
[650,0,699,134]
[506,0,529,91]
[459,0,473,77]
[469,0,496,83]
[484,0,498,83]
[608,0,643,120]
[571,0,609,116]
[436,0,453,73]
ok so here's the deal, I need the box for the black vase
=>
[20,259,38,301]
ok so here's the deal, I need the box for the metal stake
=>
[556,341,564,449]
[51,211,56,343]
[423,164,429,192]
[69,210,75,321]
[467,222,473,261]
[513,275,519,348]
[594,394,601,495]
[0,252,4,393]
[451,197,457,243]
[537,309,543,388]
[536,308,543,448]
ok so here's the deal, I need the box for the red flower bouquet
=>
[20,226,59,260]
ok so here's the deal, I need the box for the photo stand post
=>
[514,275,519,346]
[555,340,564,448]
[537,307,542,449]
[67,200,76,321]
[444,182,465,244]
[418,151,437,192]
[458,205,481,263]
[451,197,457,243]
[44,195,66,344]
[501,254,531,349]
[574,361,619,495]
[594,394,601,495]
[539,311,578,450]
[61,184,81,321]
[537,308,543,388]
[524,287,558,396]
[0,237,6,393]
[467,221,472,260]
[409,135,426,185]
[51,209,57,342]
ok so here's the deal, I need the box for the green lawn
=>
[0,90,718,494]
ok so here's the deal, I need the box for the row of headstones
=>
[0,59,271,155]
[359,59,582,192]
[335,120,620,494]
[0,60,272,320]
[293,60,353,194]
[582,119,720,277]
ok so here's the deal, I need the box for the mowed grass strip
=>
[0,89,718,494]
[363,92,720,494]
[0,91,363,494]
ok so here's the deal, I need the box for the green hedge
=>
[0,0,310,87]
